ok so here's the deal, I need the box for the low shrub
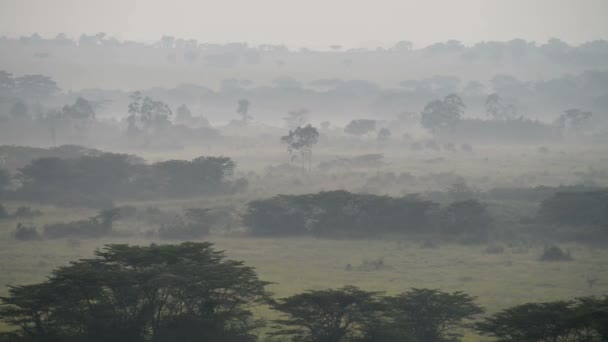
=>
[14,223,40,241]
[539,246,573,261]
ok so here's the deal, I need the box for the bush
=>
[43,208,119,239]
[243,191,437,237]
[13,223,40,241]
[539,190,608,227]
[539,246,573,261]
[12,206,42,218]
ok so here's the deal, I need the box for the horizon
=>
[1,0,607,50]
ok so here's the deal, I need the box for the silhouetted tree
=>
[385,289,483,342]
[0,242,271,342]
[421,94,465,134]
[237,99,252,123]
[475,297,608,341]
[271,286,385,342]
[281,124,319,170]
[344,119,376,137]
[376,128,391,142]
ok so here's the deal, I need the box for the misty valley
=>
[1,31,608,342]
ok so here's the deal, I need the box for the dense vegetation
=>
[2,152,245,207]
[0,242,606,342]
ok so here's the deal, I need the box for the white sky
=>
[0,0,607,49]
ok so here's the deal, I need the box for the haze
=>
[1,0,607,48]
[1,1,608,342]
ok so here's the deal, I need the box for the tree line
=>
[1,152,245,207]
[0,242,606,342]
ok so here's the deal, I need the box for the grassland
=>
[1,201,607,341]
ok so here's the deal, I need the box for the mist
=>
[0,1,607,341]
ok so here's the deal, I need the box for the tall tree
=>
[421,94,465,134]
[280,124,319,170]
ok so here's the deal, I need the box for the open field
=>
[1,201,607,340]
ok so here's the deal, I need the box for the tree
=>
[14,74,60,98]
[475,297,608,341]
[126,91,172,140]
[386,288,484,342]
[237,98,252,123]
[0,242,271,342]
[9,100,28,120]
[421,94,465,134]
[442,199,492,238]
[175,104,192,122]
[485,93,518,120]
[271,286,385,342]
[280,124,319,170]
[344,119,376,137]
[556,108,592,133]
[376,128,391,143]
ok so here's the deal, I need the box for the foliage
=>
[421,94,465,134]
[441,199,492,238]
[539,246,573,262]
[0,242,271,342]
[243,191,437,237]
[127,91,172,137]
[13,223,40,241]
[43,208,120,239]
[157,208,214,240]
[385,289,484,342]
[475,297,608,341]
[271,286,385,342]
[344,119,376,137]
[237,98,252,122]
[280,124,319,169]
[376,128,391,142]
[12,153,241,206]
[538,190,608,227]
[485,93,518,120]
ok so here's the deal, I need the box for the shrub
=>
[43,208,119,239]
[13,223,40,241]
[12,206,42,218]
[539,246,573,261]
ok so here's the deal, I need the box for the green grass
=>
[1,204,607,341]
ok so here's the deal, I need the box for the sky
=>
[0,0,607,49]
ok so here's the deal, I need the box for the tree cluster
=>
[243,191,491,239]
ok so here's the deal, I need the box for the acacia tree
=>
[475,297,608,341]
[271,286,385,342]
[421,94,465,134]
[280,124,319,170]
[386,288,484,342]
[0,242,271,342]
[126,91,172,142]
